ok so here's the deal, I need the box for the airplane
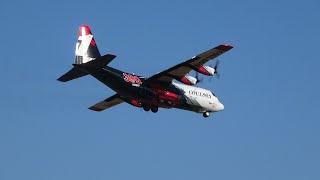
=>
[58,25,233,118]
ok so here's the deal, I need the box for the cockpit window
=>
[211,91,216,97]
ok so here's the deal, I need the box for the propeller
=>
[208,60,221,83]
[195,71,203,83]
[195,60,222,84]
[213,60,221,79]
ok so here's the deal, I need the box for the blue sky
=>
[1,0,319,179]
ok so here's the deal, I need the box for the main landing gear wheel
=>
[151,107,158,113]
[203,112,210,118]
[143,106,150,111]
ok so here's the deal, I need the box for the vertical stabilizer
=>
[75,25,101,64]
[58,25,117,82]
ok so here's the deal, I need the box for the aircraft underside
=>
[57,25,232,118]
[83,66,220,116]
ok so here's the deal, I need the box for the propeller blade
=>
[216,72,221,79]
[213,60,220,78]
[195,71,203,83]
[214,60,220,69]
[209,76,213,82]
[195,72,199,82]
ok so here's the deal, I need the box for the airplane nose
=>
[217,102,224,111]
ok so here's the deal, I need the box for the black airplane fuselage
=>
[58,25,229,118]
[74,64,183,109]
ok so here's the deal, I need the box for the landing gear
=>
[159,99,165,104]
[203,112,210,118]
[166,101,173,106]
[151,107,158,113]
[143,106,158,113]
[158,99,173,106]
[143,106,150,111]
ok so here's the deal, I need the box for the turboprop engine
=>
[196,66,215,76]
[178,75,197,85]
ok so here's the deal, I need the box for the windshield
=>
[210,91,216,97]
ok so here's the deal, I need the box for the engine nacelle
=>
[178,75,197,85]
[197,66,215,76]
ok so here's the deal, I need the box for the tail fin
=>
[57,25,116,82]
[74,25,101,64]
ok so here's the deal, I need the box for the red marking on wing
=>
[217,44,233,51]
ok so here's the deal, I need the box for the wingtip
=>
[89,106,103,112]
[57,78,64,82]
[217,44,233,51]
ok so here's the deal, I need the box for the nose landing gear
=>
[203,112,210,118]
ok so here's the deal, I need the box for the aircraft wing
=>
[144,44,233,84]
[89,94,124,112]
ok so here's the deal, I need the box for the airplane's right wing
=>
[89,94,124,112]
[144,44,233,84]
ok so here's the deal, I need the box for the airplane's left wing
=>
[89,94,124,112]
[145,44,233,84]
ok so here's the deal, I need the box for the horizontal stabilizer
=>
[57,54,117,82]
[77,54,116,68]
[89,94,124,112]
[57,67,88,82]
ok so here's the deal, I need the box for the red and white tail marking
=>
[78,25,92,36]
[74,25,101,64]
